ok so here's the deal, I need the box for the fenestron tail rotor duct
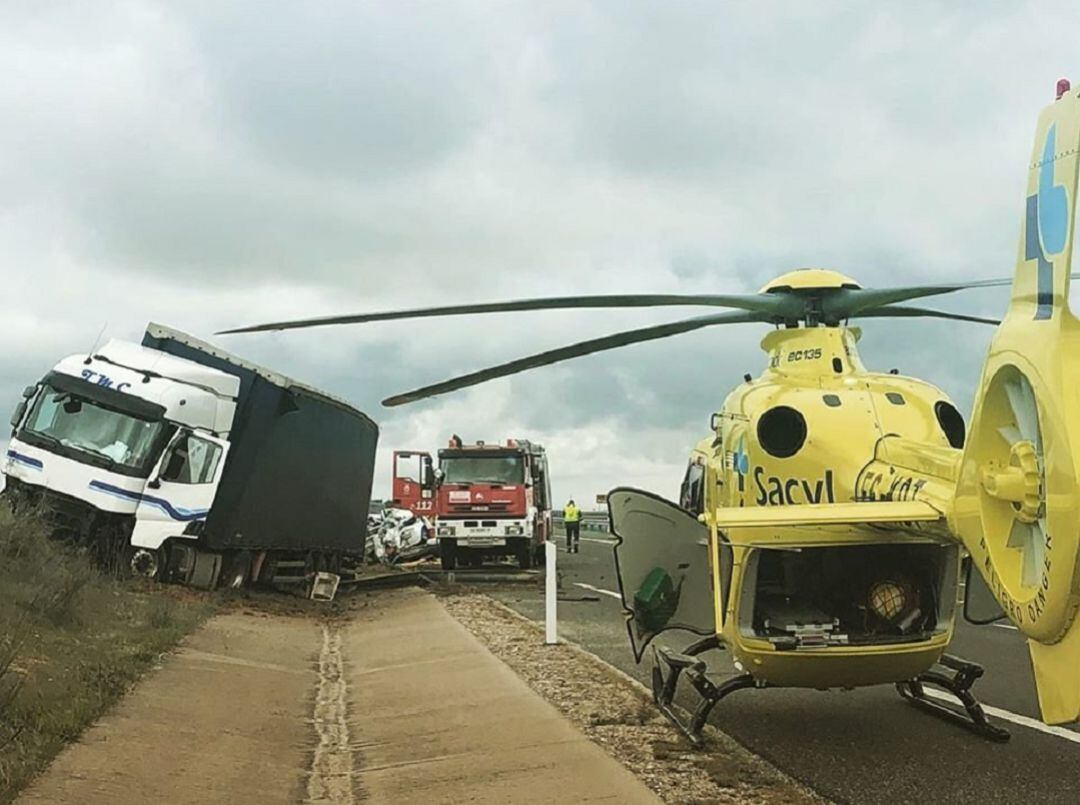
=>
[978,367,1048,596]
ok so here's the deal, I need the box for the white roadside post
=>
[545,540,557,644]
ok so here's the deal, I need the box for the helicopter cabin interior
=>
[737,542,960,649]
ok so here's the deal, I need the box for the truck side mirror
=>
[22,386,36,399]
[10,399,28,430]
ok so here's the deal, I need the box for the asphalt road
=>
[489,535,1080,805]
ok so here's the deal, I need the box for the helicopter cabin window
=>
[756,406,806,459]
[822,394,841,408]
[719,539,734,618]
[831,357,843,373]
[679,462,705,515]
[739,543,959,648]
[934,400,966,448]
[885,392,906,406]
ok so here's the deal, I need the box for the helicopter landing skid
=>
[650,636,757,748]
[896,654,1010,742]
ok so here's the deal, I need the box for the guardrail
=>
[552,511,610,533]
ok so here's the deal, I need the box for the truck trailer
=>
[3,323,378,590]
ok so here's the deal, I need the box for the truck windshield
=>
[440,455,524,485]
[21,382,171,475]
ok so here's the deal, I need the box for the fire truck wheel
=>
[516,540,533,570]
[440,540,458,571]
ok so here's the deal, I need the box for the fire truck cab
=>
[393,437,552,570]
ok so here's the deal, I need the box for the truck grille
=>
[447,502,514,514]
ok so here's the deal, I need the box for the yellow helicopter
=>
[222,84,1080,746]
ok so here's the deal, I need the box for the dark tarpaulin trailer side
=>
[141,324,378,554]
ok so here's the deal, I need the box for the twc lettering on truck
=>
[80,369,131,392]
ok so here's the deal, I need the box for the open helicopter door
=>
[953,85,1080,725]
[607,487,714,661]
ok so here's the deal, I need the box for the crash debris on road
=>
[442,594,823,805]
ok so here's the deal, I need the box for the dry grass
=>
[0,507,215,802]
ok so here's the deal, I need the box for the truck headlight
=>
[504,524,524,536]
[437,525,456,537]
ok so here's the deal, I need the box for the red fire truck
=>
[391,437,552,570]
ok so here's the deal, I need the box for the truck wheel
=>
[129,547,162,580]
[516,540,534,570]
[189,550,223,590]
[440,540,457,571]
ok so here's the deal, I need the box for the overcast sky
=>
[3,2,1079,506]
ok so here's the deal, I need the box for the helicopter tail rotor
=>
[952,85,1080,725]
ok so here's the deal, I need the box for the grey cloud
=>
[3,1,1079,504]
[184,2,500,182]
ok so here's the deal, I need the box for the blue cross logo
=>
[1026,124,1070,320]
[731,437,749,476]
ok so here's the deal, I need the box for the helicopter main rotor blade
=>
[218,292,786,335]
[851,305,1001,325]
[382,310,766,406]
[827,272,1080,320]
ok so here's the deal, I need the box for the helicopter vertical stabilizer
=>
[952,85,1080,724]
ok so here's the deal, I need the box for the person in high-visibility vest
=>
[563,499,581,553]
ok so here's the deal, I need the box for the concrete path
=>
[17,590,658,804]
[18,611,320,804]
[342,589,660,804]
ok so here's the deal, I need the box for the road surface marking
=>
[582,537,615,544]
[993,622,1019,631]
[921,689,1080,744]
[574,582,621,600]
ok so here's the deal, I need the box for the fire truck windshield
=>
[440,455,524,485]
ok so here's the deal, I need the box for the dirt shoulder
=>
[442,594,824,805]
[0,511,215,802]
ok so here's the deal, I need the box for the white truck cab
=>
[5,338,237,570]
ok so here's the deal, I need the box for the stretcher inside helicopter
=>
[744,543,958,650]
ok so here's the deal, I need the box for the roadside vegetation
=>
[0,507,214,802]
